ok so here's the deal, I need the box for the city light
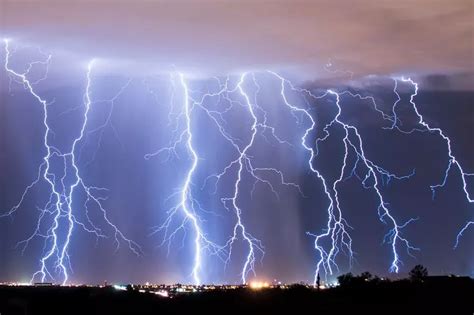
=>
[249,281,270,290]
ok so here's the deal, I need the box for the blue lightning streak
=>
[80,77,132,165]
[68,60,141,253]
[327,90,419,274]
[147,73,302,284]
[390,77,473,248]
[268,71,335,284]
[201,73,302,283]
[147,73,228,285]
[3,38,65,282]
[269,71,418,284]
[2,40,140,284]
[221,73,265,284]
[455,221,473,249]
[175,73,204,284]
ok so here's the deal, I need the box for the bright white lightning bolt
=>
[176,73,211,284]
[79,77,132,166]
[327,90,419,274]
[269,71,418,284]
[2,40,140,284]
[3,38,64,283]
[147,73,229,285]
[391,77,473,248]
[198,73,302,283]
[147,73,302,284]
[268,71,336,283]
[221,73,265,284]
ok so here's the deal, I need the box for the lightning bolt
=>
[200,73,302,283]
[147,73,302,284]
[147,73,228,285]
[390,77,473,248]
[2,40,140,284]
[269,71,418,284]
[80,77,132,166]
[219,73,266,284]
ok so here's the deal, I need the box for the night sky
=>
[0,1,472,285]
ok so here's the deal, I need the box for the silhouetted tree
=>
[337,273,354,286]
[360,272,373,282]
[409,265,428,281]
[316,273,321,290]
[370,275,382,284]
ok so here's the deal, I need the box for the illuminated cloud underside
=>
[1,0,473,81]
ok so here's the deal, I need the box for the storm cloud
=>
[1,0,472,80]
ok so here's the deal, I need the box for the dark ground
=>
[1,277,473,315]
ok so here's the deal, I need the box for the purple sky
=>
[1,0,473,82]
